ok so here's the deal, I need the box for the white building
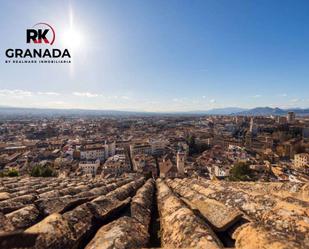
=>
[80,147,105,161]
[207,165,230,179]
[214,165,229,177]
[294,153,309,169]
[102,154,131,175]
[130,143,152,157]
[104,141,116,158]
[276,116,287,124]
[79,159,100,176]
[227,145,248,161]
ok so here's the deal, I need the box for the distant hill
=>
[189,107,248,115]
[1,106,309,117]
[235,107,285,116]
[0,106,248,116]
[235,107,309,116]
[0,106,150,117]
[182,107,309,116]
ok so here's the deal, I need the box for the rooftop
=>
[0,176,308,248]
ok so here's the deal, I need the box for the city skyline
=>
[1,0,309,111]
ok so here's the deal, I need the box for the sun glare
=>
[59,4,84,53]
[61,28,83,51]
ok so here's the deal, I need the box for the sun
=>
[59,5,84,53]
[60,28,84,52]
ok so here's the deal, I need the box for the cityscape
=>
[0,110,308,248]
[1,0,309,249]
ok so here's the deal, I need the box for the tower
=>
[287,112,295,123]
[249,117,254,133]
[176,150,185,176]
[249,117,257,135]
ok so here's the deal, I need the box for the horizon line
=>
[0,105,309,114]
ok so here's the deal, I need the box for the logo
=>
[26,23,56,45]
[4,22,71,64]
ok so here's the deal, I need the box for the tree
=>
[7,168,19,177]
[30,165,56,177]
[41,166,54,177]
[30,165,41,177]
[229,162,253,181]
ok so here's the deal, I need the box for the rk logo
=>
[26,23,55,45]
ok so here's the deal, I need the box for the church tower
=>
[176,150,185,177]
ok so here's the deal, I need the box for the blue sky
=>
[1,0,309,111]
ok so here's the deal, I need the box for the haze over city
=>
[1,0,309,111]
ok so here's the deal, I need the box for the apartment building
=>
[294,153,309,169]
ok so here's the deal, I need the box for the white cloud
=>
[252,94,261,98]
[209,99,216,103]
[0,89,32,98]
[279,93,287,97]
[73,92,100,97]
[290,98,301,103]
[47,101,66,105]
[172,97,188,103]
[37,91,60,96]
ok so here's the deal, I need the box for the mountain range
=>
[233,107,309,116]
[0,106,309,116]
